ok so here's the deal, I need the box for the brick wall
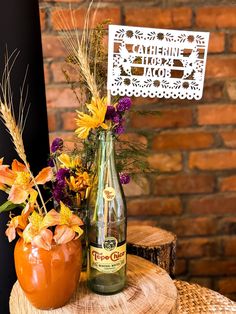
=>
[39,0,236,300]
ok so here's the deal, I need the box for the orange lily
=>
[0,157,8,191]
[0,159,53,204]
[54,202,83,244]
[5,203,34,242]
[23,209,60,250]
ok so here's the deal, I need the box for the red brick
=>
[51,62,81,83]
[42,35,66,58]
[51,8,121,30]
[173,217,217,236]
[61,111,77,131]
[219,217,236,235]
[127,197,182,216]
[198,105,236,126]
[223,236,236,256]
[130,109,193,129]
[206,57,236,79]
[125,7,192,28]
[123,177,150,197]
[226,81,236,101]
[155,174,215,195]
[127,220,157,227]
[119,133,147,147]
[189,150,236,170]
[230,33,236,52]
[43,63,50,85]
[190,259,236,276]
[153,131,214,151]
[46,87,83,109]
[187,194,236,215]
[132,97,159,107]
[40,9,46,31]
[220,176,236,192]
[203,80,225,102]
[47,110,57,132]
[177,238,218,258]
[208,32,225,53]
[189,278,212,289]
[220,131,236,148]
[218,278,236,294]
[196,7,236,28]
[148,153,182,172]
[175,259,187,276]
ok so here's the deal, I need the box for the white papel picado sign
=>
[107,25,209,100]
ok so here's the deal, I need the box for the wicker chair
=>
[175,280,236,313]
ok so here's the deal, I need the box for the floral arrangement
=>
[0,5,150,251]
[0,53,84,251]
[54,8,150,188]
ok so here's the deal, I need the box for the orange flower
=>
[66,171,90,193]
[31,229,54,251]
[23,209,60,250]
[5,204,34,242]
[54,202,83,244]
[0,159,53,204]
[0,157,9,191]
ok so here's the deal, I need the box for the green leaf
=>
[0,201,22,213]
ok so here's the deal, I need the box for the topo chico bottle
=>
[87,130,127,294]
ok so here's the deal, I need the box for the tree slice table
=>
[127,225,176,276]
[10,255,178,314]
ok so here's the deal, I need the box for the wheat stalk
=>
[56,1,100,100]
[0,50,47,215]
[0,103,27,162]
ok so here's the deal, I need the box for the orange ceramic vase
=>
[14,238,82,310]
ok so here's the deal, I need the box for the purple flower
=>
[119,173,130,185]
[105,105,116,120]
[52,181,65,203]
[56,168,70,183]
[117,97,132,112]
[115,124,125,135]
[51,138,63,153]
[112,113,121,124]
[48,158,55,167]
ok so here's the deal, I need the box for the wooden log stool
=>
[10,255,178,314]
[127,225,176,276]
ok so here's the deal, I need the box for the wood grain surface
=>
[10,255,178,314]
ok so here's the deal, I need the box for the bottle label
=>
[90,238,126,273]
[103,187,116,201]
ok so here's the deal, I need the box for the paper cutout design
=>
[107,25,209,100]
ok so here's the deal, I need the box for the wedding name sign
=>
[107,25,209,100]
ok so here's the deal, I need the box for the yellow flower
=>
[75,97,108,139]
[66,171,90,192]
[58,153,81,169]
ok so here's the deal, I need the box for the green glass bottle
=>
[87,130,127,294]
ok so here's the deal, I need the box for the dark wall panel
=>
[0,1,49,313]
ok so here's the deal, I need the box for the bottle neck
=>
[97,131,115,170]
